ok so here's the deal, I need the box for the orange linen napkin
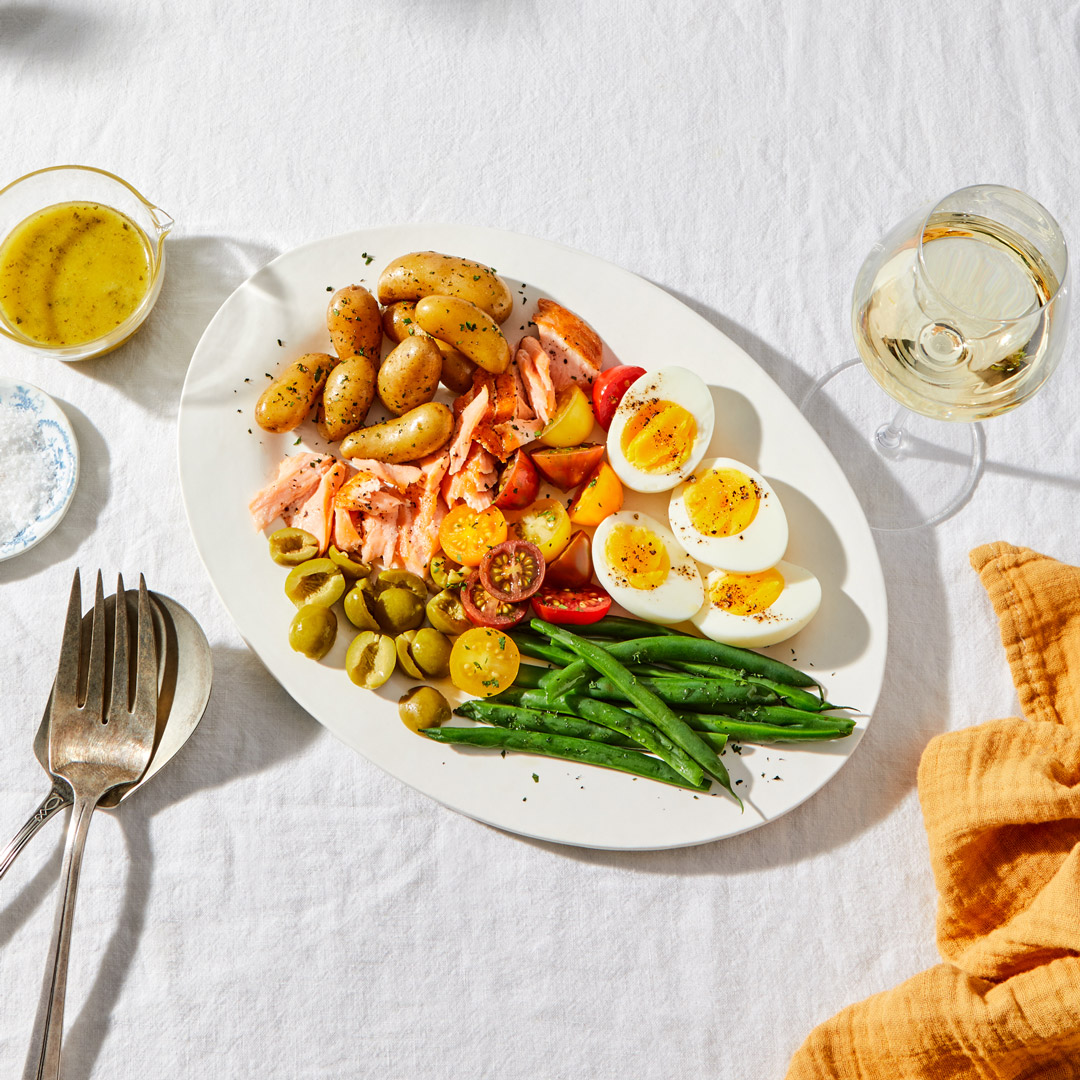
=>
[786,542,1080,1080]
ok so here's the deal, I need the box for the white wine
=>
[853,212,1064,420]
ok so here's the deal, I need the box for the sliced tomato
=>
[531,444,605,491]
[461,570,528,628]
[492,449,540,511]
[568,460,624,527]
[480,540,545,602]
[593,365,646,430]
[439,504,508,567]
[544,530,593,587]
[531,583,612,625]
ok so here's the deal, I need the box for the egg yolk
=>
[685,468,760,537]
[708,568,785,615]
[620,399,696,474]
[605,524,670,590]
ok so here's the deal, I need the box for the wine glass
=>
[802,185,1069,532]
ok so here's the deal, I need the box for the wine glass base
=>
[801,360,985,532]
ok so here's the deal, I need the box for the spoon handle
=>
[0,784,71,883]
[33,792,99,1080]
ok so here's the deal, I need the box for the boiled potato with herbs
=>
[378,252,513,324]
[255,352,336,433]
[377,337,442,417]
[317,354,378,441]
[382,301,477,394]
[414,296,511,375]
[327,285,382,360]
[340,401,454,463]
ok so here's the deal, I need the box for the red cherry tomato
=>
[531,443,606,490]
[461,571,529,629]
[544,530,593,587]
[479,540,546,602]
[592,365,646,430]
[492,450,540,511]
[530,583,612,625]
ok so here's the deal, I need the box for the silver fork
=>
[33,570,158,1080]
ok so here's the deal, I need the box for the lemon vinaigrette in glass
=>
[0,201,152,347]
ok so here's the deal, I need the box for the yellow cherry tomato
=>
[450,627,521,697]
[539,385,595,448]
[439,504,508,567]
[568,461,624,526]
[507,497,572,562]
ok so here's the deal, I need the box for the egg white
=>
[592,511,704,625]
[691,561,821,647]
[668,457,788,572]
[606,367,714,494]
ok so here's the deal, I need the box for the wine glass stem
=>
[875,407,910,452]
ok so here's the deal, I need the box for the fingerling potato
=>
[377,252,513,324]
[318,354,378,441]
[255,353,336,433]
[327,285,382,360]
[377,337,442,416]
[340,402,454,464]
[414,296,511,375]
[383,300,479,393]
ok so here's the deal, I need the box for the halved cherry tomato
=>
[593,365,646,430]
[450,627,521,697]
[568,461,624,527]
[492,449,540,510]
[479,540,545,602]
[461,570,528,628]
[439,504,508,567]
[539,385,595,447]
[531,583,612,625]
[506,497,572,562]
[544,530,593,587]
[531,443,605,491]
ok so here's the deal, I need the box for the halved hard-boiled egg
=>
[592,511,703,625]
[691,561,821,647]
[668,457,788,572]
[606,367,714,493]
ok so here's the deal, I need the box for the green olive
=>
[409,627,452,678]
[375,587,425,634]
[395,631,424,678]
[284,559,346,608]
[375,569,428,600]
[427,554,468,590]
[398,685,451,733]
[328,545,371,580]
[288,605,337,659]
[268,528,319,566]
[345,632,397,689]
[343,584,380,631]
[425,588,471,635]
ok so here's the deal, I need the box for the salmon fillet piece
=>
[442,444,498,511]
[289,462,348,554]
[333,507,363,553]
[343,459,423,491]
[448,383,490,474]
[249,453,334,530]
[494,418,545,455]
[533,298,603,390]
[515,337,556,424]
[361,498,405,567]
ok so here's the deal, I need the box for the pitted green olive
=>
[425,588,471,635]
[427,554,468,590]
[343,584,379,631]
[328,545,371,580]
[395,631,424,678]
[409,628,452,678]
[375,587,425,634]
[289,605,337,659]
[398,685,452,733]
[284,559,346,608]
[345,632,396,689]
[375,570,427,600]
[268,528,319,566]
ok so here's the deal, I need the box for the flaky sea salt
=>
[0,400,59,546]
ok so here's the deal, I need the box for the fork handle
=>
[0,784,72,883]
[33,792,101,1080]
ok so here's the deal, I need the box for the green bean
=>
[660,660,828,711]
[531,620,741,807]
[456,700,637,747]
[420,726,712,791]
[581,616,684,639]
[586,675,779,711]
[624,707,855,743]
[511,662,548,689]
[507,631,576,667]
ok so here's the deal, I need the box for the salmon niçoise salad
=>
[248,250,847,802]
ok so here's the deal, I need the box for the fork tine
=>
[108,573,129,717]
[83,571,108,717]
[52,569,83,707]
[133,575,158,718]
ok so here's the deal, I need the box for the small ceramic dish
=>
[0,377,80,560]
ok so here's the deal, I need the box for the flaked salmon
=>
[333,507,363,553]
[448,383,489,474]
[289,462,348,554]
[442,443,498,511]
[533,299,603,390]
[249,453,334,530]
[515,337,556,424]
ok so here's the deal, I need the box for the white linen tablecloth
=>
[2,2,1079,1076]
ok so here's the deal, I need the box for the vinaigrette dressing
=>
[0,200,152,346]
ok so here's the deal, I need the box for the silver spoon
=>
[0,590,213,881]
